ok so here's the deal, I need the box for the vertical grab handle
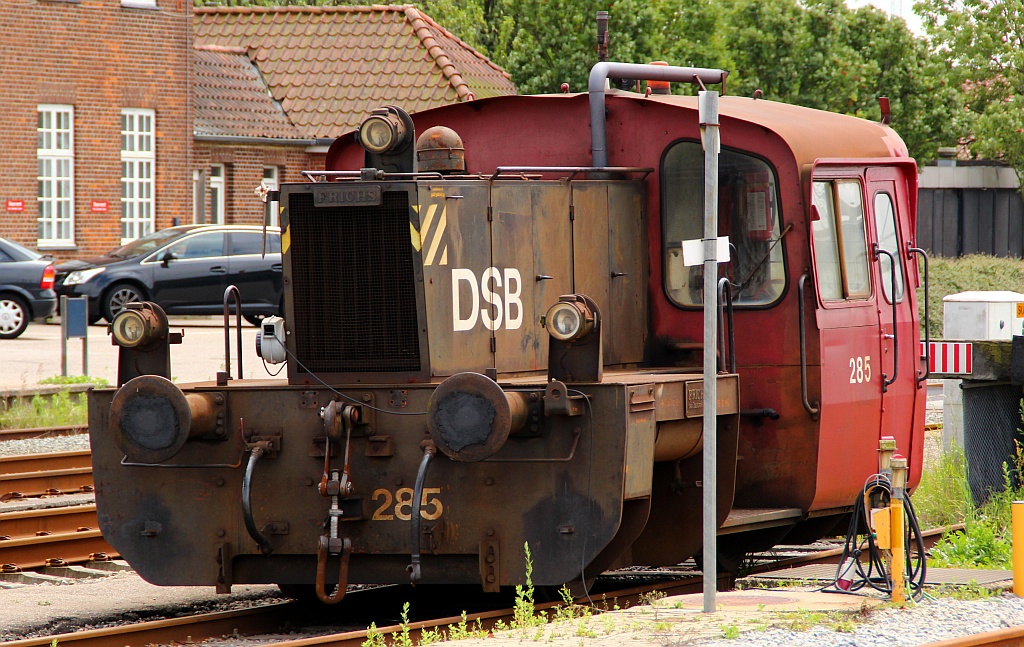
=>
[717,278,736,373]
[223,285,243,380]
[874,244,899,392]
[908,246,930,385]
[798,275,820,420]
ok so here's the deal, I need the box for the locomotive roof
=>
[587,90,911,165]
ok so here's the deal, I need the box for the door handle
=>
[272,263,283,271]
[210,266,228,274]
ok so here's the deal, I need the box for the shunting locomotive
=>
[88,59,927,601]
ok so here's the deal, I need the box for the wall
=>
[192,143,325,225]
[917,163,1024,258]
[0,0,192,259]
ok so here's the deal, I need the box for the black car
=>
[0,238,57,339]
[56,225,283,325]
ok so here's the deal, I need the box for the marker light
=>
[544,297,596,342]
[112,310,148,347]
[358,111,406,154]
[110,303,166,349]
[546,303,582,341]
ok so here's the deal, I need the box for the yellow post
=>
[1013,501,1024,596]
[891,456,908,607]
[891,497,905,605]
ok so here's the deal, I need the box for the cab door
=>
[866,167,918,463]
[808,172,882,508]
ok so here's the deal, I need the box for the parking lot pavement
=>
[0,317,276,390]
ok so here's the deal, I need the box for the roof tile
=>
[193,47,305,141]
[194,4,516,139]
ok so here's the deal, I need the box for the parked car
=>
[56,225,282,325]
[0,238,57,339]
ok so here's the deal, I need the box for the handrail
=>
[223,285,243,380]
[874,245,899,392]
[908,246,930,384]
[717,277,736,373]
[798,275,820,419]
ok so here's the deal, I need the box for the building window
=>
[209,164,225,224]
[262,166,279,226]
[37,104,75,247]
[121,109,156,243]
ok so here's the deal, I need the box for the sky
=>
[847,0,926,36]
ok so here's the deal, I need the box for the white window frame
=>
[121,0,157,10]
[262,165,280,227]
[121,108,156,244]
[37,104,75,248]
[209,164,225,225]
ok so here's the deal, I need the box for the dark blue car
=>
[0,238,57,339]
[56,225,282,325]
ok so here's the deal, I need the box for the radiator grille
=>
[287,190,421,374]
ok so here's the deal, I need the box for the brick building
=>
[191,5,517,227]
[0,0,192,259]
[1,3,513,258]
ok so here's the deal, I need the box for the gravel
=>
[696,594,1024,647]
[0,433,92,456]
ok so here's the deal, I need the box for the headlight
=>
[110,304,165,349]
[63,267,105,286]
[544,296,597,343]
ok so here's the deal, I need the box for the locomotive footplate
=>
[87,371,739,592]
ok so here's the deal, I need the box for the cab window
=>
[873,192,904,302]
[811,180,870,300]
[662,141,785,307]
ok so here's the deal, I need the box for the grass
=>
[0,375,108,430]
[916,438,1024,570]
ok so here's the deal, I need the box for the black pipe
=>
[242,444,274,555]
[909,246,930,384]
[740,408,780,421]
[408,445,436,584]
[223,285,242,380]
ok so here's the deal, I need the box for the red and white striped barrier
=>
[921,341,973,374]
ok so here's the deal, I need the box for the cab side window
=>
[662,141,786,307]
[873,192,905,303]
[811,180,870,300]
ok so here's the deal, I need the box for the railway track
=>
[0,450,94,501]
[0,424,87,442]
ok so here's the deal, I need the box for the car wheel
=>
[243,313,265,327]
[103,283,146,322]
[0,295,30,340]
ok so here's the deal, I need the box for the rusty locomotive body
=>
[88,62,926,599]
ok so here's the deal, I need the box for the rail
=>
[909,245,930,384]
[222,285,243,381]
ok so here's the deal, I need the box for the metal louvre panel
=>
[288,190,420,373]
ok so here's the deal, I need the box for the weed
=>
[721,624,740,639]
[362,622,386,647]
[638,590,666,606]
[512,542,546,629]
[574,619,597,637]
[419,627,443,645]
[653,621,673,633]
[391,602,413,647]
[931,582,998,600]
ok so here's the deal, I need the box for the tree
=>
[916,0,1024,180]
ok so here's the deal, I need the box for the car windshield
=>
[107,228,189,259]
